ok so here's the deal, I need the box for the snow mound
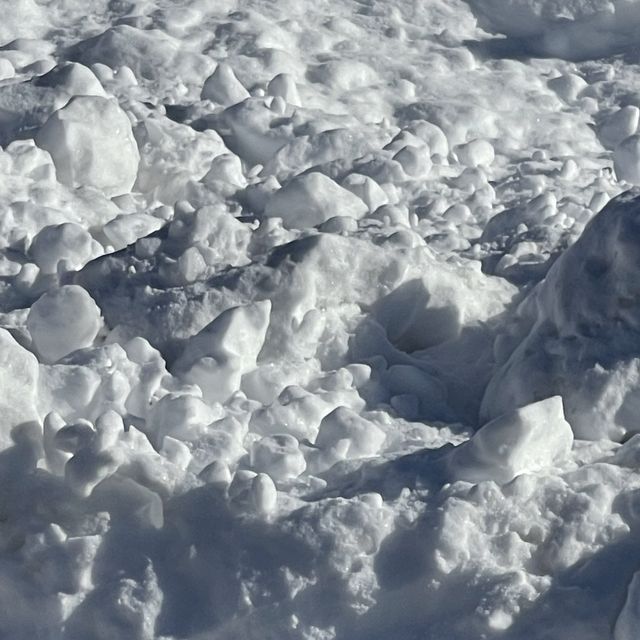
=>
[482,189,640,440]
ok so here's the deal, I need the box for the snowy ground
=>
[4,0,640,638]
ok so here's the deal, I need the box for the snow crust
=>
[1,0,640,638]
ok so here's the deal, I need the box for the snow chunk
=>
[615,571,640,640]
[27,285,102,363]
[547,74,587,103]
[449,397,573,484]
[35,62,106,99]
[341,173,389,212]
[35,96,139,197]
[598,106,640,150]
[103,213,164,252]
[134,116,227,204]
[407,120,449,157]
[482,189,640,439]
[615,135,640,185]
[315,407,386,459]
[69,24,214,90]
[264,172,367,229]
[393,145,432,177]
[468,0,640,59]
[267,73,301,106]
[220,97,293,165]
[250,434,306,480]
[0,1,49,44]
[148,392,220,445]
[0,329,39,450]
[29,223,100,274]
[454,139,495,168]
[251,472,277,515]
[310,59,379,91]
[0,58,14,80]
[201,62,250,106]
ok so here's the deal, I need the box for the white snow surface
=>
[2,1,640,639]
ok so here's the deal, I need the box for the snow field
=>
[1,0,640,638]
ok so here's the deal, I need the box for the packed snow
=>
[3,0,640,638]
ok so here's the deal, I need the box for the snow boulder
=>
[35,96,139,197]
[264,172,367,229]
[448,397,573,484]
[27,285,103,364]
[482,189,640,440]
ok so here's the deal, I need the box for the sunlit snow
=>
[2,1,640,638]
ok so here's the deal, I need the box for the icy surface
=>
[2,1,640,639]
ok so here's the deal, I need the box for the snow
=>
[614,135,640,184]
[1,0,640,638]
[448,396,574,484]
[468,0,640,59]
[264,171,368,228]
[27,285,103,364]
[482,188,640,441]
[201,62,250,106]
[35,96,140,197]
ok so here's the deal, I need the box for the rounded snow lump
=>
[35,96,139,197]
[27,285,102,363]
[264,172,367,229]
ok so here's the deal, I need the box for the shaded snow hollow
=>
[2,1,640,639]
